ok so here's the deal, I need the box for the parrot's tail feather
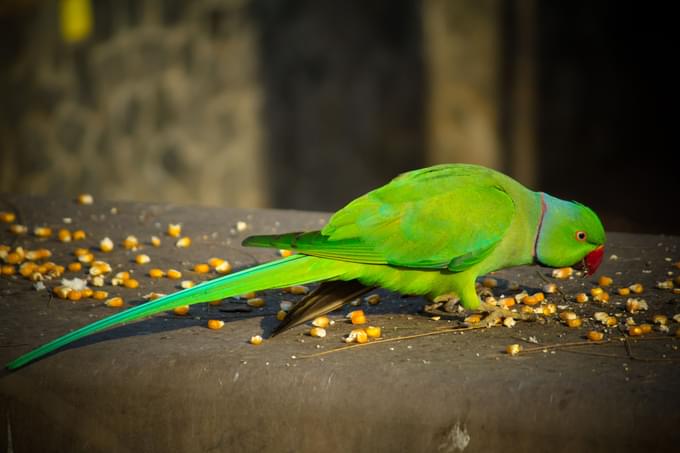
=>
[6,255,345,370]
[271,280,374,337]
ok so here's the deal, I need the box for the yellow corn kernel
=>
[575,293,589,303]
[542,283,558,294]
[506,344,522,356]
[287,285,309,295]
[552,267,573,279]
[91,275,104,287]
[593,291,610,303]
[312,316,330,328]
[365,326,382,338]
[566,318,582,328]
[0,211,16,223]
[640,323,653,334]
[143,292,165,300]
[6,252,22,265]
[534,292,545,302]
[628,325,643,336]
[166,269,182,280]
[72,229,86,240]
[587,330,604,341]
[499,297,516,308]
[544,303,557,315]
[598,276,613,287]
[180,280,194,289]
[514,291,529,303]
[559,311,578,321]
[465,313,482,324]
[33,226,52,238]
[193,263,210,273]
[58,228,72,242]
[74,247,89,257]
[503,317,517,327]
[345,328,368,344]
[605,316,618,327]
[81,288,93,298]
[114,271,130,281]
[482,277,498,288]
[149,268,165,278]
[78,253,94,264]
[77,193,94,205]
[207,319,225,330]
[617,287,630,296]
[105,297,124,308]
[67,290,82,301]
[365,294,381,305]
[349,309,367,325]
[247,298,266,308]
[279,300,293,312]
[135,254,151,264]
[249,335,263,345]
[241,292,257,299]
[93,290,108,300]
[99,237,114,252]
[9,224,28,235]
[522,295,540,306]
[176,237,191,248]
[216,261,232,274]
[629,283,644,294]
[657,280,674,289]
[519,305,534,315]
[151,235,161,247]
[53,286,71,299]
[276,310,287,321]
[123,235,139,250]
[309,327,327,338]
[673,288,680,295]
[173,305,190,316]
[279,249,293,257]
[1,264,16,275]
[590,287,604,297]
[626,298,648,314]
[208,257,225,268]
[167,223,181,237]
[653,314,668,325]
[123,278,139,289]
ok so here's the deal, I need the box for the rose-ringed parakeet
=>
[6,164,605,370]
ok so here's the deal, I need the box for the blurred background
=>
[0,0,675,233]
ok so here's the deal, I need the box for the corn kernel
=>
[559,311,578,321]
[78,253,94,264]
[166,269,182,280]
[657,280,674,289]
[180,280,194,289]
[241,292,257,299]
[114,271,130,281]
[280,300,293,312]
[143,292,165,300]
[544,303,557,315]
[9,224,27,235]
[365,294,381,305]
[514,291,529,303]
[173,305,190,316]
[640,323,653,334]
[345,328,368,344]
[176,237,191,248]
[93,290,108,300]
[598,276,613,287]
[279,249,293,257]
[506,344,522,356]
[81,288,93,298]
[593,291,610,303]
[149,268,164,278]
[566,318,582,328]
[653,314,668,325]
[150,235,161,247]
[77,193,94,205]
[74,247,89,257]
[605,316,617,327]
[552,267,573,279]
[499,297,516,308]
[542,283,558,294]
[626,298,648,314]
[135,254,150,264]
[534,292,545,302]
[503,317,517,328]
[1,264,16,275]
[309,327,327,338]
[629,283,644,294]
[522,295,540,306]
[249,335,263,345]
[91,275,104,287]
[617,287,630,296]
[348,310,367,325]
[72,229,86,240]
[287,285,309,295]
[482,277,498,288]
[519,305,534,315]
[673,288,680,295]
[575,293,589,303]
[365,326,382,338]
[465,314,482,324]
[6,252,22,264]
[207,319,225,330]
[628,325,643,336]
[53,286,71,299]
[123,235,139,250]
[276,310,287,321]
[123,278,139,289]
[215,261,232,274]
[167,224,181,238]
[587,330,604,341]
[208,257,225,268]
[590,287,604,297]
[67,290,82,301]
[247,298,266,308]
[58,228,72,242]
[0,212,16,223]
[100,237,114,252]
[105,297,124,308]
[208,299,221,306]
[312,316,330,328]
[33,226,52,238]
[193,263,210,273]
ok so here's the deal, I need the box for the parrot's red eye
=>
[575,231,587,242]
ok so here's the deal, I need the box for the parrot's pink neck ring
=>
[532,192,547,259]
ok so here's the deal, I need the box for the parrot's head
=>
[535,194,605,275]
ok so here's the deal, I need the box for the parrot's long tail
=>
[6,255,346,370]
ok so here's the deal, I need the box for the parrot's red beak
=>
[582,245,604,276]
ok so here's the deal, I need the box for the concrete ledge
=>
[1,194,679,452]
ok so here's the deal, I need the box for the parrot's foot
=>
[424,294,463,316]
[473,301,535,328]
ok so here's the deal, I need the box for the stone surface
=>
[1,194,680,452]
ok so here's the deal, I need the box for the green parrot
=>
[6,164,605,370]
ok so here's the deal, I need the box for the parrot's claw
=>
[475,301,535,328]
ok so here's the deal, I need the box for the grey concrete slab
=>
[1,194,679,453]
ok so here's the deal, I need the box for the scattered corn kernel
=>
[241,292,257,299]
[365,325,382,338]
[626,298,648,314]
[566,318,582,328]
[180,280,194,289]
[482,277,498,288]
[365,294,381,305]
[6,252,22,264]
[465,314,482,324]
[247,297,266,308]
[53,286,71,299]
[143,292,165,300]
[345,328,368,344]
[657,280,674,289]
[0,212,16,223]
[81,287,93,298]
[503,317,516,328]
[9,224,27,235]
[617,287,630,296]
[559,311,578,321]
[514,291,529,303]
[544,303,557,315]
[135,254,151,264]
[519,305,534,315]
[100,237,114,252]
[33,226,52,238]
[653,314,668,325]
[598,276,613,287]
[506,344,522,356]
[1,264,16,275]
[72,229,86,240]
[587,331,604,341]
[77,193,94,205]
[176,237,192,248]
[58,228,72,242]
[173,305,190,315]
[629,283,644,294]
[207,319,225,330]
[542,283,558,294]
[123,235,139,250]
[605,316,617,327]
[105,297,124,308]
[590,287,604,297]
[236,221,247,232]
[208,299,221,306]
[552,267,573,279]
[167,224,181,237]
[499,297,516,308]
[279,249,293,257]
[249,335,263,345]
[640,323,653,334]
[68,290,83,301]
[93,290,108,300]
[575,293,589,303]
[150,235,161,247]
[74,247,89,257]
[628,325,643,336]
[288,285,309,295]
[166,269,182,279]
[593,291,610,303]
[123,278,139,289]
[280,301,293,312]
[149,268,164,278]
[78,253,94,264]
[309,327,327,338]
[216,261,232,274]
[208,257,225,267]
[348,310,367,325]
[276,310,287,321]
[522,295,540,306]
[193,263,210,273]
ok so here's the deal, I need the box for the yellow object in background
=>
[59,0,93,44]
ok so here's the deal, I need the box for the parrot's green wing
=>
[245,165,515,272]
